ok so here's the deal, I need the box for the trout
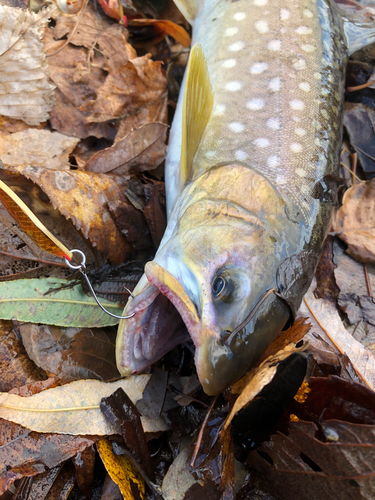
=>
[116,0,375,395]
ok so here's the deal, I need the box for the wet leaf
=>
[101,474,122,500]
[44,461,76,500]
[0,320,43,393]
[0,377,168,435]
[72,445,95,499]
[334,178,375,263]
[0,277,124,328]
[97,438,145,500]
[0,129,79,171]
[0,5,55,125]
[12,466,62,500]
[136,367,168,420]
[225,345,304,430]
[314,235,339,301]
[18,323,121,383]
[129,19,191,47]
[247,419,375,500]
[161,446,198,500]
[85,123,167,175]
[0,418,95,495]
[301,285,375,391]
[100,388,155,480]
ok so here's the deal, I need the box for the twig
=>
[364,264,373,298]
[190,394,218,468]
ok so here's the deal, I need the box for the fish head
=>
[116,165,296,395]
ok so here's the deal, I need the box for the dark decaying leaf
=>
[0,417,96,495]
[183,481,222,500]
[72,445,95,499]
[84,123,168,175]
[18,323,121,383]
[333,240,375,351]
[9,377,61,397]
[44,461,76,500]
[314,235,339,301]
[247,419,375,500]
[136,367,168,420]
[344,103,375,179]
[100,388,155,480]
[101,474,122,500]
[0,320,44,393]
[12,466,62,500]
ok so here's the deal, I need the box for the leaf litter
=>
[0,0,375,499]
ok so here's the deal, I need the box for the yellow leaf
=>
[97,439,145,500]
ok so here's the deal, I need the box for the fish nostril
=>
[218,330,231,346]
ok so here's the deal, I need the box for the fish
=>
[116,0,375,395]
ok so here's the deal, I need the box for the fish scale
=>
[116,0,375,395]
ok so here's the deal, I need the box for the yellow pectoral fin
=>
[180,43,214,186]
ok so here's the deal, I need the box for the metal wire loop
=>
[64,249,135,320]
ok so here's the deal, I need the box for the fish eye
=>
[212,274,235,303]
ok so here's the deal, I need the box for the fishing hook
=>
[65,249,135,320]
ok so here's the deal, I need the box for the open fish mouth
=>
[116,278,192,375]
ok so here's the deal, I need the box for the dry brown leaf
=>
[0,129,79,170]
[0,5,56,125]
[6,165,132,264]
[85,123,167,175]
[0,377,169,435]
[300,284,375,391]
[335,179,375,263]
[224,345,301,430]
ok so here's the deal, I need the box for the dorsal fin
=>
[173,0,201,25]
[180,43,214,186]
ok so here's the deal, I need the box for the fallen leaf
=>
[0,320,43,393]
[300,284,375,391]
[247,419,375,500]
[0,418,95,495]
[0,5,56,125]
[101,474,122,500]
[314,235,340,301]
[12,466,62,500]
[161,445,198,500]
[334,178,375,263]
[129,19,191,47]
[136,367,168,420]
[0,377,168,435]
[97,438,145,500]
[72,444,95,499]
[0,277,123,328]
[18,323,121,382]
[225,345,303,429]
[85,123,167,175]
[0,129,79,170]
[43,461,76,500]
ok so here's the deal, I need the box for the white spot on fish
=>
[269,77,280,92]
[255,20,269,33]
[291,143,303,153]
[254,0,268,5]
[268,40,281,51]
[254,138,270,148]
[205,151,216,158]
[280,8,290,20]
[314,72,322,80]
[267,118,280,130]
[235,149,248,161]
[303,9,313,18]
[295,128,307,136]
[292,116,301,122]
[293,58,306,70]
[223,59,237,68]
[250,62,268,74]
[299,82,311,92]
[301,44,316,53]
[212,104,226,116]
[296,168,306,177]
[268,155,280,168]
[290,99,305,110]
[296,26,313,35]
[229,41,245,52]
[225,81,242,91]
[234,12,246,21]
[229,122,244,133]
[247,98,264,110]
[224,27,239,37]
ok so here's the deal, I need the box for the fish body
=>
[116,0,373,394]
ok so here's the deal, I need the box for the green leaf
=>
[0,278,124,327]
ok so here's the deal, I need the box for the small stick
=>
[364,264,373,298]
[190,394,218,468]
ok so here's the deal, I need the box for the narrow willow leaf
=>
[0,278,124,327]
[0,378,169,435]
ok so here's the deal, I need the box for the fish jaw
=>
[116,273,190,376]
